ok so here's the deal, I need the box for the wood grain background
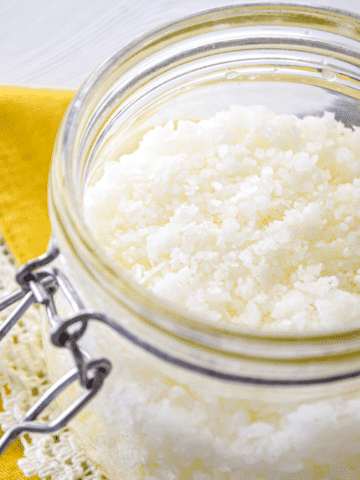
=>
[1,0,360,89]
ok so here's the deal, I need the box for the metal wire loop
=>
[0,271,58,342]
[48,310,114,388]
[0,358,111,457]
[15,239,60,287]
[50,311,91,347]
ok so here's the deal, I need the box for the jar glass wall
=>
[46,4,360,479]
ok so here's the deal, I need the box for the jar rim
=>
[49,2,360,372]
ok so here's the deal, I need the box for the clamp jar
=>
[33,3,360,479]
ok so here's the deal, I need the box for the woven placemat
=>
[0,231,108,480]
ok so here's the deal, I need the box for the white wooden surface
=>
[1,0,360,89]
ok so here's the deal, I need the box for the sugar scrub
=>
[74,106,360,479]
[72,106,360,480]
[85,105,360,333]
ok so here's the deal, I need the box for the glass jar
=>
[45,3,360,479]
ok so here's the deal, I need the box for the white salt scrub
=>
[79,105,360,480]
[85,105,360,332]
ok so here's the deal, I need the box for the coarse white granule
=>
[84,105,360,331]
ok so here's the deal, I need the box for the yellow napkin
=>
[0,86,75,479]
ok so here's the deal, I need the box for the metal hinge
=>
[0,240,112,455]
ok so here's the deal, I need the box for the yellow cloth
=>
[0,86,75,479]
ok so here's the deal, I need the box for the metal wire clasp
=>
[0,240,112,455]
